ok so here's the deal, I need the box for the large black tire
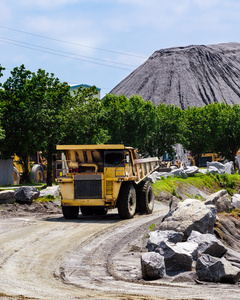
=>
[117,183,137,219]
[62,206,79,219]
[31,164,45,183]
[80,206,95,216]
[93,207,108,215]
[137,180,154,214]
[13,166,20,185]
[80,206,108,216]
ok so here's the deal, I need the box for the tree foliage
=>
[207,103,240,164]
[151,104,184,157]
[1,63,240,184]
[63,86,109,145]
[29,69,72,186]
[181,106,212,166]
[0,65,71,184]
[102,94,183,157]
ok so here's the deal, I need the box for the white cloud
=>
[0,3,11,22]
[23,15,104,57]
[19,0,80,9]
[118,0,146,5]
[193,0,219,9]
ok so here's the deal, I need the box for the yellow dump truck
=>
[56,144,159,219]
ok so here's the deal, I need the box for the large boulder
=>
[0,190,15,204]
[141,252,166,280]
[231,194,240,209]
[224,247,240,269]
[158,172,171,179]
[147,230,184,252]
[207,161,225,174]
[184,166,199,176]
[155,241,193,272]
[187,230,227,259]
[207,161,234,175]
[196,254,240,283]
[174,241,199,261]
[224,161,234,174]
[14,186,40,204]
[204,189,231,213]
[159,199,217,240]
[147,171,161,183]
[39,185,60,198]
[170,168,187,179]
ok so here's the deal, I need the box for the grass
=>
[153,173,240,198]
[34,195,56,203]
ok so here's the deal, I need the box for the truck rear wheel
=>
[118,183,136,219]
[137,180,154,214]
[80,206,95,216]
[93,207,108,215]
[62,206,79,219]
[80,206,108,216]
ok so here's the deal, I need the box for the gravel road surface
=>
[0,201,240,300]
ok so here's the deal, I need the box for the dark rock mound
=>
[110,43,240,109]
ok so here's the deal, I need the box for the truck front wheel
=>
[62,206,79,219]
[31,164,45,183]
[118,183,136,219]
[137,180,154,214]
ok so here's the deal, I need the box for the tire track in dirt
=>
[0,203,240,300]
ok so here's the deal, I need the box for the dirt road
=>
[0,202,240,300]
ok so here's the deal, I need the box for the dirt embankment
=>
[0,192,240,300]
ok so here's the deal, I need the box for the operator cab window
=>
[104,151,125,167]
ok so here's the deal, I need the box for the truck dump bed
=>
[56,144,159,183]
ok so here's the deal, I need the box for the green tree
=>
[0,65,39,182]
[209,103,240,164]
[63,86,109,145]
[0,65,6,141]
[102,93,129,144]
[151,104,184,158]
[102,94,157,155]
[0,65,72,185]
[182,106,212,166]
[30,69,72,186]
[120,95,157,155]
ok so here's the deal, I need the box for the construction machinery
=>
[188,152,224,167]
[56,144,159,219]
[13,152,47,184]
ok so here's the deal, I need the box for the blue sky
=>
[0,0,240,97]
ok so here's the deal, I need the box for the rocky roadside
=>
[140,189,240,286]
[0,185,62,218]
[1,183,240,288]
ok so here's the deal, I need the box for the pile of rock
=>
[148,161,234,183]
[0,186,60,204]
[141,190,240,284]
[142,230,240,283]
[206,161,234,175]
[148,166,199,183]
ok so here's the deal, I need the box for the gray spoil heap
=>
[110,43,240,109]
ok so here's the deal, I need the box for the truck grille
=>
[74,174,102,199]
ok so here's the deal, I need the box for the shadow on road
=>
[45,211,122,224]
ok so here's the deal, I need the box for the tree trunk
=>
[229,150,237,170]
[22,155,31,183]
[194,153,201,167]
[46,145,53,186]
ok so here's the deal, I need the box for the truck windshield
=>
[104,151,124,167]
